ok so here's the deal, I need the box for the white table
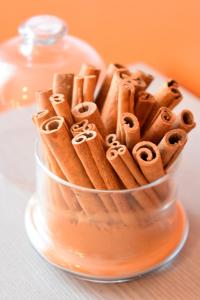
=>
[0,65,200,300]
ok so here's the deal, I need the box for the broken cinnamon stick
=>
[79,64,100,84]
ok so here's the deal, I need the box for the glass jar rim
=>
[35,140,178,194]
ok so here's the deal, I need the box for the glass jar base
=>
[25,196,189,283]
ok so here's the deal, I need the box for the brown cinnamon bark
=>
[52,73,74,106]
[142,107,176,144]
[135,91,156,128]
[158,129,187,168]
[101,69,131,133]
[70,119,89,136]
[83,75,97,102]
[79,64,100,84]
[95,63,126,111]
[119,113,140,150]
[106,146,157,209]
[132,141,165,183]
[72,101,107,137]
[174,109,196,133]
[36,89,55,116]
[72,132,117,212]
[131,70,154,88]
[116,82,135,139]
[50,93,73,128]
[41,116,108,215]
[106,134,117,147]
[154,80,182,109]
[33,111,81,211]
[71,76,84,108]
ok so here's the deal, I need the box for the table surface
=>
[0,64,200,300]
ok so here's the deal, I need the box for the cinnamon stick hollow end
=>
[119,113,140,150]
[72,101,107,137]
[106,134,117,147]
[79,64,100,84]
[175,109,196,133]
[36,89,55,116]
[158,128,187,168]
[132,141,165,183]
[50,93,74,128]
[70,119,89,136]
[131,70,154,88]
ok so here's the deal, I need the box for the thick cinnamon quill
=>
[119,113,140,150]
[174,109,196,133]
[135,91,156,128]
[36,89,55,116]
[50,93,73,128]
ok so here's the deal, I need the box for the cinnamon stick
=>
[96,63,126,111]
[71,76,84,108]
[174,109,196,133]
[50,93,73,128]
[158,129,187,168]
[106,134,117,147]
[131,70,154,88]
[106,146,157,209]
[72,101,107,137]
[135,91,156,128]
[52,73,74,106]
[116,82,135,139]
[101,69,131,133]
[83,75,97,102]
[41,116,108,215]
[35,89,55,116]
[70,119,89,137]
[79,64,100,84]
[119,113,140,150]
[154,80,182,109]
[142,107,176,144]
[33,110,81,211]
[72,132,117,212]
[132,141,165,183]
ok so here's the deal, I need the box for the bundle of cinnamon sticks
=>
[33,63,196,218]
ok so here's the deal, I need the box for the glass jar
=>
[25,142,188,283]
[0,15,105,111]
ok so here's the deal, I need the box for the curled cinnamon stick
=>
[72,101,107,137]
[96,63,126,111]
[132,141,165,183]
[106,145,156,209]
[174,109,196,133]
[158,129,187,168]
[154,80,182,111]
[142,107,176,144]
[116,82,135,139]
[101,69,131,133]
[50,93,73,128]
[119,113,140,150]
[70,119,89,137]
[72,131,117,212]
[41,116,109,215]
[33,110,80,211]
[135,91,156,128]
[36,89,55,116]
[52,73,74,106]
[106,134,117,147]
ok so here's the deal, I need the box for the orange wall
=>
[0,0,200,95]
